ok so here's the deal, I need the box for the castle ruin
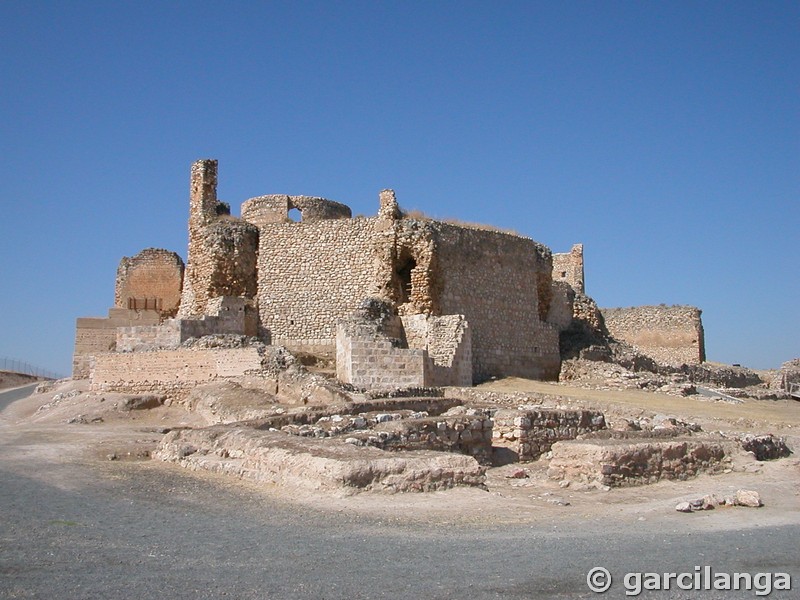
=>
[73,159,706,390]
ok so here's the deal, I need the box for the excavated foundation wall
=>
[493,408,607,461]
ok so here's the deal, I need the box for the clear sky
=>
[1,1,797,376]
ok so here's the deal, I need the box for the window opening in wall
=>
[560,271,567,278]
[396,257,416,304]
[287,207,302,222]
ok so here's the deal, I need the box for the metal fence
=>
[0,358,64,380]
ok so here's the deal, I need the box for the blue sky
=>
[1,1,797,375]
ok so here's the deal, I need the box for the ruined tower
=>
[177,159,259,319]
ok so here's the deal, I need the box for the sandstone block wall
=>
[90,347,263,399]
[601,305,706,366]
[114,248,184,316]
[492,408,606,461]
[336,323,426,390]
[552,243,584,294]
[72,308,161,378]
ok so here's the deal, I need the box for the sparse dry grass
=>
[399,208,524,237]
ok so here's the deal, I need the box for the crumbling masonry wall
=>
[115,248,184,316]
[601,305,706,366]
[117,297,257,352]
[552,243,584,294]
[90,347,264,401]
[178,160,258,319]
[431,223,561,381]
[493,408,607,461]
[401,314,472,387]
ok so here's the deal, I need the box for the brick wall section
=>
[552,243,584,294]
[492,408,606,461]
[114,248,184,316]
[601,305,706,365]
[72,308,161,378]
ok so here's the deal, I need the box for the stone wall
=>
[117,297,257,352]
[178,160,259,319]
[547,437,726,487]
[90,347,264,400]
[401,314,472,387]
[552,243,584,294]
[241,194,351,226]
[492,408,606,461]
[72,308,161,378]
[601,305,706,366]
[432,223,561,381]
[336,322,426,391]
[256,216,380,348]
[253,198,560,382]
[114,248,184,316]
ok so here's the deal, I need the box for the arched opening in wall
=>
[395,256,416,305]
[287,207,302,222]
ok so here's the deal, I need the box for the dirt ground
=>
[3,377,799,534]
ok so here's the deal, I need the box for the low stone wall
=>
[351,414,493,465]
[547,437,726,487]
[90,347,264,401]
[73,308,161,378]
[492,408,606,461]
[336,322,426,391]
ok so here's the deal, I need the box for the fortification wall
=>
[257,217,380,349]
[90,347,264,400]
[72,308,161,378]
[432,223,561,381]
[601,305,705,366]
[114,248,184,316]
[552,243,584,294]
